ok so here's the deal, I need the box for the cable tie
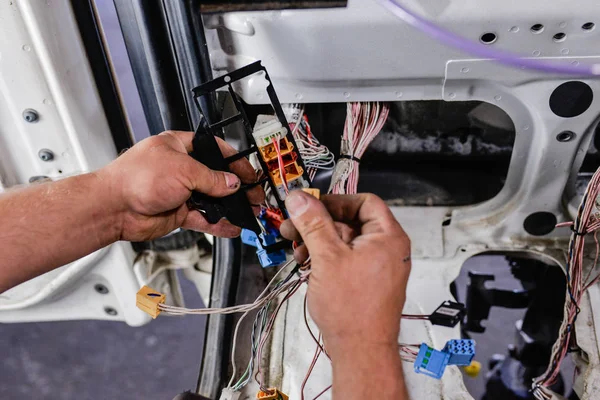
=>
[339,154,362,163]
[570,226,586,236]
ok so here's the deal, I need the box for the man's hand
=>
[100,130,264,241]
[280,191,411,399]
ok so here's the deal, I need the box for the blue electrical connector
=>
[241,229,286,268]
[443,339,476,366]
[414,339,476,379]
[414,344,450,379]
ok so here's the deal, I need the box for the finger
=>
[285,191,346,258]
[215,138,257,183]
[335,221,358,244]
[161,132,255,186]
[280,219,302,242]
[182,210,241,238]
[246,186,266,206]
[182,157,241,197]
[165,131,265,204]
[160,130,195,152]
[216,138,266,205]
[281,220,357,244]
[321,193,405,236]
[293,244,309,263]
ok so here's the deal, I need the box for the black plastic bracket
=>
[188,61,312,235]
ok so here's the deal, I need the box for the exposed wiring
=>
[301,336,323,400]
[285,104,336,178]
[330,102,390,194]
[533,167,600,399]
[227,260,296,389]
[401,313,430,320]
[272,136,289,195]
[378,0,600,76]
[158,261,301,316]
[256,276,307,390]
[312,385,332,400]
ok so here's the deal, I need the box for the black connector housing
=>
[429,301,466,328]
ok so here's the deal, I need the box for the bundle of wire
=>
[533,167,600,400]
[158,260,303,318]
[285,104,336,180]
[222,260,311,392]
[329,102,390,195]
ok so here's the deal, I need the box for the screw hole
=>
[104,307,118,316]
[531,24,545,34]
[582,22,596,31]
[38,149,54,162]
[58,170,63,174]
[480,32,497,44]
[224,76,231,83]
[553,32,567,42]
[556,131,576,142]
[22,109,39,123]
[94,284,109,294]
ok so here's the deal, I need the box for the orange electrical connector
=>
[136,286,166,319]
[259,137,294,163]
[301,188,321,199]
[256,389,289,400]
[270,162,304,186]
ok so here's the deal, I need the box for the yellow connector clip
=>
[463,360,481,378]
[256,389,289,400]
[301,188,321,199]
[136,286,166,319]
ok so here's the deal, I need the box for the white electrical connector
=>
[219,388,241,400]
[253,115,286,147]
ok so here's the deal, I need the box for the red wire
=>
[273,137,288,194]
[312,385,332,400]
[303,115,314,145]
[301,340,322,400]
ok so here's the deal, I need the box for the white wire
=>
[227,260,295,387]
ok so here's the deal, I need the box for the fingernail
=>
[225,173,240,189]
[286,192,309,217]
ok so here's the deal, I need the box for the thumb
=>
[187,159,241,198]
[285,191,345,257]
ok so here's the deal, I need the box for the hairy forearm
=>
[330,341,409,400]
[0,172,122,292]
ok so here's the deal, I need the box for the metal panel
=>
[203,1,600,399]
[0,0,147,326]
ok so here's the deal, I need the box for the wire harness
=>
[329,102,390,195]
[533,167,600,400]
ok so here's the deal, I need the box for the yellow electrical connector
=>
[136,286,166,319]
[301,188,321,199]
[256,389,289,400]
[463,360,481,378]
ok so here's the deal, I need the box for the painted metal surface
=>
[0,0,147,326]
[203,1,600,398]
[1,0,600,398]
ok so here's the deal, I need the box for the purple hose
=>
[379,0,600,76]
